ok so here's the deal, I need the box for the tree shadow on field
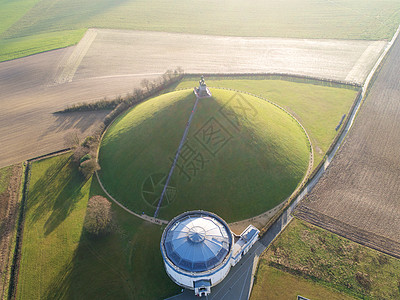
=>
[39,111,109,140]
[42,181,137,300]
[28,155,85,236]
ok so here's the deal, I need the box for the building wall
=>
[164,258,232,290]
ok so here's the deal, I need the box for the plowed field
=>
[296,35,400,258]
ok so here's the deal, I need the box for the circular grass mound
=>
[98,88,310,222]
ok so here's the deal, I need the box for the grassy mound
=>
[98,88,310,222]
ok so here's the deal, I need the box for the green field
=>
[252,218,400,299]
[250,265,355,300]
[1,0,400,61]
[17,154,178,299]
[98,89,310,221]
[175,78,359,166]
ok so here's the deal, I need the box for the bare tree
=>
[84,196,113,236]
[141,78,150,92]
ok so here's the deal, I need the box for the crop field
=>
[71,29,385,85]
[16,154,178,300]
[296,35,400,258]
[175,78,359,167]
[98,89,310,222]
[251,219,400,299]
[0,47,116,168]
[1,0,399,61]
[0,164,22,299]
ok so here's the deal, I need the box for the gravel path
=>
[154,94,200,218]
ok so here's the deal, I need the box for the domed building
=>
[160,211,259,297]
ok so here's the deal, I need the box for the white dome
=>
[161,211,233,273]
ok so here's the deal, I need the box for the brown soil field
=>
[296,35,400,258]
[0,47,149,168]
[0,29,386,168]
[73,29,385,85]
[0,165,22,299]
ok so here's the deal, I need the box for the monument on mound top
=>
[194,75,212,98]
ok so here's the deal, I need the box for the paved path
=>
[155,95,200,217]
[95,171,168,225]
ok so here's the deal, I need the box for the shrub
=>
[84,196,113,237]
[82,136,96,148]
[79,159,100,179]
[79,154,91,164]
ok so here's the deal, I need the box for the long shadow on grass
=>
[28,155,85,236]
[43,179,179,300]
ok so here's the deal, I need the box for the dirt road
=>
[0,29,386,168]
[296,34,400,258]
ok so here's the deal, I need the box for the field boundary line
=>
[295,206,400,259]
[7,148,73,299]
[53,28,97,85]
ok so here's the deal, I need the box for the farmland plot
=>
[296,35,400,258]
[70,29,386,85]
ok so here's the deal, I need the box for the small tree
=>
[84,196,113,237]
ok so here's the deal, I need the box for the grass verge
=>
[0,164,24,299]
[251,218,400,299]
[16,154,178,299]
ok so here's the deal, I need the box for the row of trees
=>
[56,67,184,114]
[65,131,101,179]
[64,67,184,180]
